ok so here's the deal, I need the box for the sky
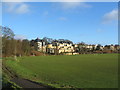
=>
[2,2,118,45]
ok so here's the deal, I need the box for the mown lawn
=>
[5,54,118,88]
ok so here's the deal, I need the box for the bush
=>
[31,51,46,56]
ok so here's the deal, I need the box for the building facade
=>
[31,38,120,55]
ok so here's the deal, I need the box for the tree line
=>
[1,26,119,57]
[1,26,73,57]
[1,26,31,57]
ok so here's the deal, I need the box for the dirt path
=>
[3,62,53,89]
[11,78,51,89]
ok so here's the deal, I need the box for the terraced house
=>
[47,40,74,55]
[31,38,120,55]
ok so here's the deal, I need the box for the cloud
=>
[15,3,29,14]
[2,0,119,2]
[64,2,91,9]
[59,17,67,21]
[2,0,83,2]
[3,0,27,1]
[14,34,26,40]
[102,9,118,24]
[4,2,30,14]
[59,2,91,10]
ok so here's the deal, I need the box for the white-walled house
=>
[46,41,74,54]
[31,38,120,54]
[35,38,46,52]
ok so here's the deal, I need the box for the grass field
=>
[5,54,118,88]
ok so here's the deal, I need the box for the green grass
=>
[2,70,21,89]
[5,54,118,88]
